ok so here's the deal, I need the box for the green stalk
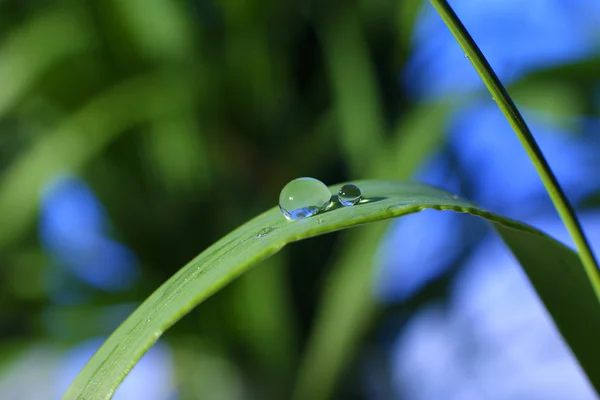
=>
[429,0,600,291]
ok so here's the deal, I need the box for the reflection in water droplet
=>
[279,177,331,220]
[256,227,275,238]
[338,184,362,206]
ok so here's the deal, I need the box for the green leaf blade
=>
[63,180,600,399]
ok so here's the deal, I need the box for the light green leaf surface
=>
[64,180,600,399]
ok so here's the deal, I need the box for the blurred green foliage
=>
[0,0,599,399]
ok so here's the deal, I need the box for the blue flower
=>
[39,174,140,291]
[403,0,599,99]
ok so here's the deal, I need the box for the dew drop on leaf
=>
[338,184,362,206]
[256,227,275,238]
[279,177,331,221]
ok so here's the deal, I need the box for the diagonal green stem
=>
[429,0,600,291]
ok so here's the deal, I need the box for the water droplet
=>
[452,194,460,200]
[464,54,469,59]
[256,227,275,238]
[338,184,362,206]
[317,218,324,224]
[279,177,331,221]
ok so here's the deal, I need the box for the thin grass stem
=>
[429,0,600,293]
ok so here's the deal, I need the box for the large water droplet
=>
[338,184,361,206]
[279,177,331,221]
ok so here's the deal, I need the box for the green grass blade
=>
[0,71,193,249]
[292,99,456,400]
[317,5,386,177]
[63,180,600,399]
[291,224,383,400]
[429,0,600,289]
[0,7,93,116]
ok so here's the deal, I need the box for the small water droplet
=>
[452,194,460,200]
[256,227,275,238]
[386,205,399,212]
[464,54,469,59]
[338,184,362,206]
[317,218,324,224]
[279,177,331,221]
[146,317,153,323]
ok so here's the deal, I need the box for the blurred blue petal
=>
[448,104,599,215]
[386,0,600,396]
[60,236,139,291]
[40,175,106,250]
[391,212,600,399]
[403,0,599,99]
[374,153,466,302]
[39,174,139,291]
[414,150,461,191]
[375,210,463,303]
[0,345,60,399]
[56,338,176,400]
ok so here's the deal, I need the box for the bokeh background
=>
[1,0,600,399]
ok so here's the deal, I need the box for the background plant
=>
[0,0,600,399]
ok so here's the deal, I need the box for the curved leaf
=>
[63,180,600,399]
